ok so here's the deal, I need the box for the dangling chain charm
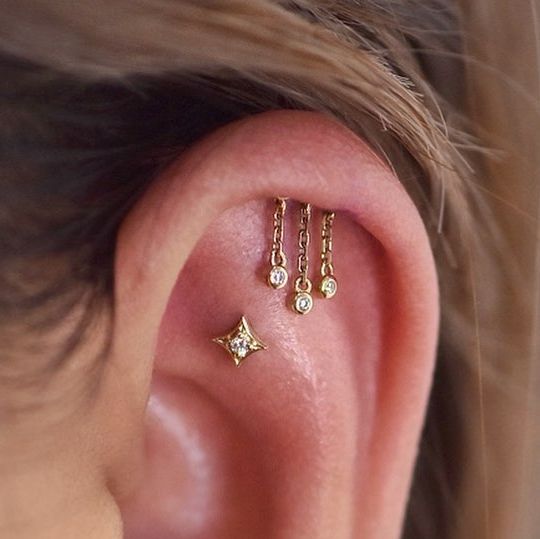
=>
[319,211,338,298]
[292,203,314,315]
[267,197,289,289]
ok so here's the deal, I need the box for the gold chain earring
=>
[267,197,289,289]
[292,202,314,315]
[319,211,338,298]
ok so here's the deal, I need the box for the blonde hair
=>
[0,1,536,537]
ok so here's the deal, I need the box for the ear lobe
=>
[110,111,439,538]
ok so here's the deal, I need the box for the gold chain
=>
[295,202,312,292]
[270,197,287,267]
[268,199,336,311]
[318,210,338,299]
[320,211,335,277]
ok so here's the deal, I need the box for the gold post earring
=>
[213,316,267,367]
[267,197,289,289]
[319,210,338,298]
[292,202,314,315]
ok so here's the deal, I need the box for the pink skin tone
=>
[0,111,439,538]
[114,111,439,538]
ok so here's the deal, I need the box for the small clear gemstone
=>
[269,265,288,288]
[294,292,313,314]
[321,276,337,298]
[214,316,267,366]
[229,334,251,358]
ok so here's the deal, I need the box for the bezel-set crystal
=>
[319,275,338,298]
[213,316,267,367]
[268,264,288,289]
[293,291,313,315]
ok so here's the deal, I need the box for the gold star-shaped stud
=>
[213,316,267,367]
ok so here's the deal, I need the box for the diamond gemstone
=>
[321,276,337,298]
[229,334,251,358]
[294,292,313,314]
[214,316,266,366]
[269,265,288,288]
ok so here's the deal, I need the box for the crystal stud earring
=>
[213,316,267,367]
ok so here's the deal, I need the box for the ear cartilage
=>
[267,197,289,289]
[213,316,267,367]
[318,210,338,299]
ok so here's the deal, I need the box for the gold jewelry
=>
[213,316,267,367]
[267,197,289,289]
[319,211,338,298]
[292,202,314,314]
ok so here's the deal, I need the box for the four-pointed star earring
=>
[213,316,267,367]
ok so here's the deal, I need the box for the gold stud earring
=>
[267,197,289,289]
[292,202,314,315]
[319,210,338,298]
[213,316,267,367]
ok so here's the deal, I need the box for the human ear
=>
[105,111,439,538]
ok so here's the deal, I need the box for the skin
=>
[0,111,439,538]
